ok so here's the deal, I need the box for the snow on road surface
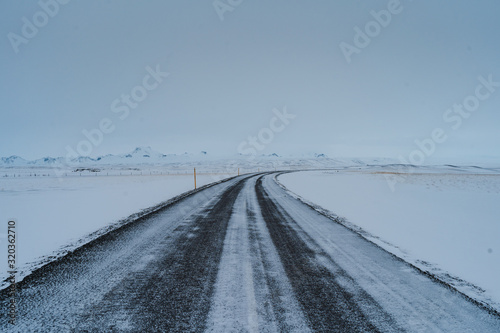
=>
[1,172,499,332]
[279,169,500,313]
[206,177,310,332]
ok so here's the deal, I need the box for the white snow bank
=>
[279,170,500,312]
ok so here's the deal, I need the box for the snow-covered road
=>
[1,173,499,332]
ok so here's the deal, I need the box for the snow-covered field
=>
[0,148,339,289]
[2,159,500,317]
[0,167,235,287]
[279,168,500,312]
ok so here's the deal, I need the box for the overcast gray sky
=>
[1,0,499,162]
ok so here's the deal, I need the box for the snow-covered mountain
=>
[1,155,28,166]
[0,147,215,167]
[0,147,399,168]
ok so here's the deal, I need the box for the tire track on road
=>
[256,176,388,332]
[206,175,310,333]
[76,176,250,332]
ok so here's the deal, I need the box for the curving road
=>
[1,173,500,332]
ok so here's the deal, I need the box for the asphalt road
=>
[1,173,499,332]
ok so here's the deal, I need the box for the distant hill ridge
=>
[0,147,343,166]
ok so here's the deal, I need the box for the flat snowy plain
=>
[1,163,499,316]
[279,167,500,312]
[0,167,234,287]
